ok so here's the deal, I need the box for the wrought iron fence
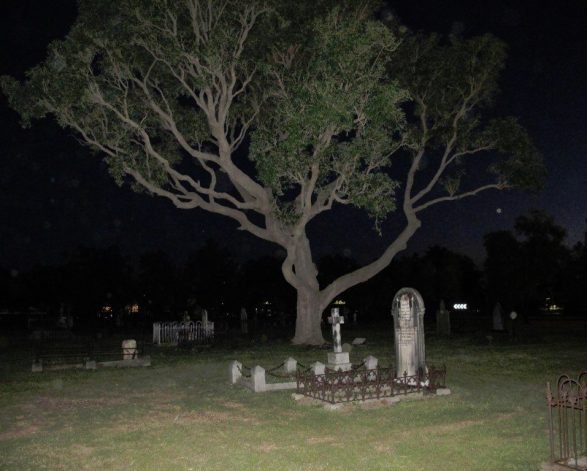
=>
[546,373,587,470]
[296,365,446,404]
[152,321,214,345]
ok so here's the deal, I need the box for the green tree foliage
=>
[387,31,545,208]
[2,0,544,343]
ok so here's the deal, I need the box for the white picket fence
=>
[152,321,214,345]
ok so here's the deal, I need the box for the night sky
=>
[1,0,586,272]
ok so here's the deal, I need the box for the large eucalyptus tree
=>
[2,0,543,344]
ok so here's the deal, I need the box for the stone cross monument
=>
[328,308,344,353]
[326,307,351,371]
[391,287,426,378]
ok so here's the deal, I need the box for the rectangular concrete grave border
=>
[228,356,442,400]
[33,355,151,372]
[229,357,300,392]
[32,339,151,372]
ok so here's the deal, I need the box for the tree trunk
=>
[291,288,325,345]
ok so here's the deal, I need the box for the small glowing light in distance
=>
[453,303,467,310]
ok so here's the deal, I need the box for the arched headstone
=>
[391,287,426,377]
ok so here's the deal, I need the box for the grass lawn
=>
[0,323,585,471]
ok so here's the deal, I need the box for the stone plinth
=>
[327,352,351,371]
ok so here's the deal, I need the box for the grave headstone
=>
[121,339,137,360]
[229,360,242,384]
[251,365,266,392]
[436,300,451,336]
[326,308,351,371]
[492,302,504,331]
[391,287,426,378]
[284,357,297,374]
[311,361,325,375]
[341,343,352,353]
[352,337,366,346]
[363,355,378,370]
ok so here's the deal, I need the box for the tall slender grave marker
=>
[391,287,426,377]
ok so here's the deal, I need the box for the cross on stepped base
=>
[327,307,351,371]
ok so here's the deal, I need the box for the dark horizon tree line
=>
[1,210,585,328]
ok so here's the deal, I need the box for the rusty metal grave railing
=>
[296,365,446,404]
[547,372,587,470]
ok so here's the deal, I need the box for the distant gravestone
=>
[492,302,504,331]
[436,300,451,336]
[121,339,137,360]
[391,287,426,378]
